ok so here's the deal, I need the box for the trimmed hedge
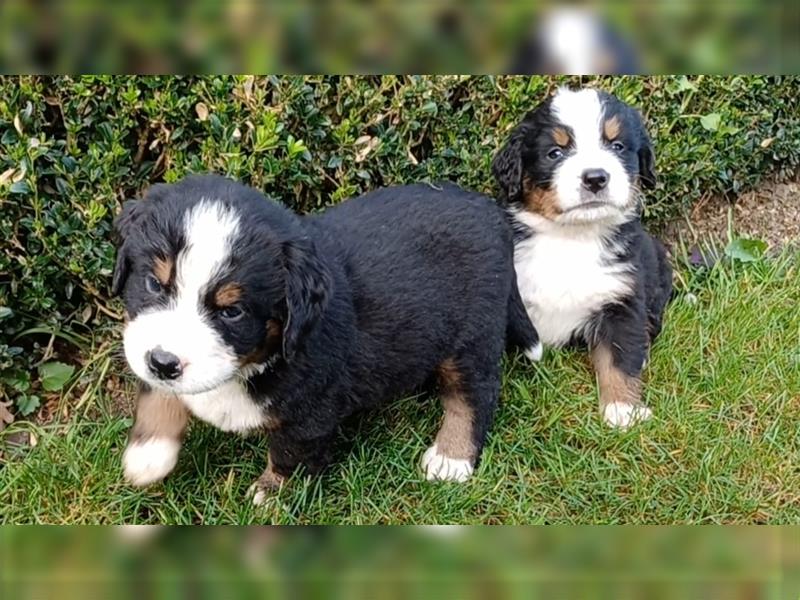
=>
[1,75,798,411]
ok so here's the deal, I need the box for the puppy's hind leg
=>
[249,428,336,506]
[123,386,189,487]
[421,358,499,483]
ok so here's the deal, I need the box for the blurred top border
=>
[1,1,798,75]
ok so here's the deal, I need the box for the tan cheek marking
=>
[591,344,642,410]
[552,127,570,147]
[434,358,475,461]
[153,257,174,286]
[604,115,621,141]
[523,177,562,220]
[214,283,242,307]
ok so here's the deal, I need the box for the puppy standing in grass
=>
[113,175,539,502]
[492,88,672,428]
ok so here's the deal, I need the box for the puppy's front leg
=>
[590,304,653,429]
[122,387,189,487]
[248,429,335,506]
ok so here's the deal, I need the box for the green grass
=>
[2,253,799,524]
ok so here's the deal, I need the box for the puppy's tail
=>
[506,274,542,362]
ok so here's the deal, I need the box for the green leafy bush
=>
[0,75,798,414]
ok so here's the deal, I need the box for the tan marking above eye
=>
[153,256,174,286]
[603,115,621,141]
[214,282,242,307]
[552,127,570,147]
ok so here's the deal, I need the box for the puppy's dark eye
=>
[219,305,244,322]
[610,141,625,152]
[547,148,564,160]
[145,274,163,294]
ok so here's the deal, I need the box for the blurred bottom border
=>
[2,525,797,598]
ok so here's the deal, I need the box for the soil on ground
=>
[663,176,800,252]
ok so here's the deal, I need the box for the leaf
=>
[421,101,438,115]
[0,167,17,185]
[9,181,31,194]
[688,244,719,269]
[355,136,380,162]
[725,238,767,263]
[80,304,93,323]
[38,361,75,392]
[676,76,696,92]
[195,102,209,121]
[0,306,12,320]
[0,401,14,432]
[17,394,40,417]
[700,113,721,132]
[3,369,30,392]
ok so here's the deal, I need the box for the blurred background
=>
[1,2,798,596]
[2,526,797,598]
[0,0,797,74]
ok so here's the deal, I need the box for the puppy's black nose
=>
[146,348,182,380]
[581,169,609,193]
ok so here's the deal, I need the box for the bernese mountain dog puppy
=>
[492,87,672,429]
[112,175,539,503]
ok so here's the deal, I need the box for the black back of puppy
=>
[304,183,516,403]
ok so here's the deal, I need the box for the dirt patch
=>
[662,176,800,252]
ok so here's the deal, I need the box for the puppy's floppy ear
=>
[637,124,657,190]
[111,200,146,296]
[281,237,332,359]
[492,124,529,203]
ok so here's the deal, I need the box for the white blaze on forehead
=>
[176,200,241,307]
[550,88,604,150]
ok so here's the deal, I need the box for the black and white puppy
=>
[492,87,672,429]
[112,175,539,502]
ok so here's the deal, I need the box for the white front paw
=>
[247,483,269,507]
[123,437,181,487]
[421,444,474,482]
[524,342,544,362]
[603,402,652,429]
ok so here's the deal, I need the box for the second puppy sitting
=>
[492,87,672,429]
[113,175,539,502]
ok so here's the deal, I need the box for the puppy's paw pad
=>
[123,438,180,487]
[524,342,544,362]
[603,402,652,429]
[421,444,474,482]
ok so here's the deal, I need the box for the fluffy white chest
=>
[515,231,633,347]
[180,379,269,433]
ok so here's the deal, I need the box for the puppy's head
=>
[492,87,655,228]
[112,175,331,395]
